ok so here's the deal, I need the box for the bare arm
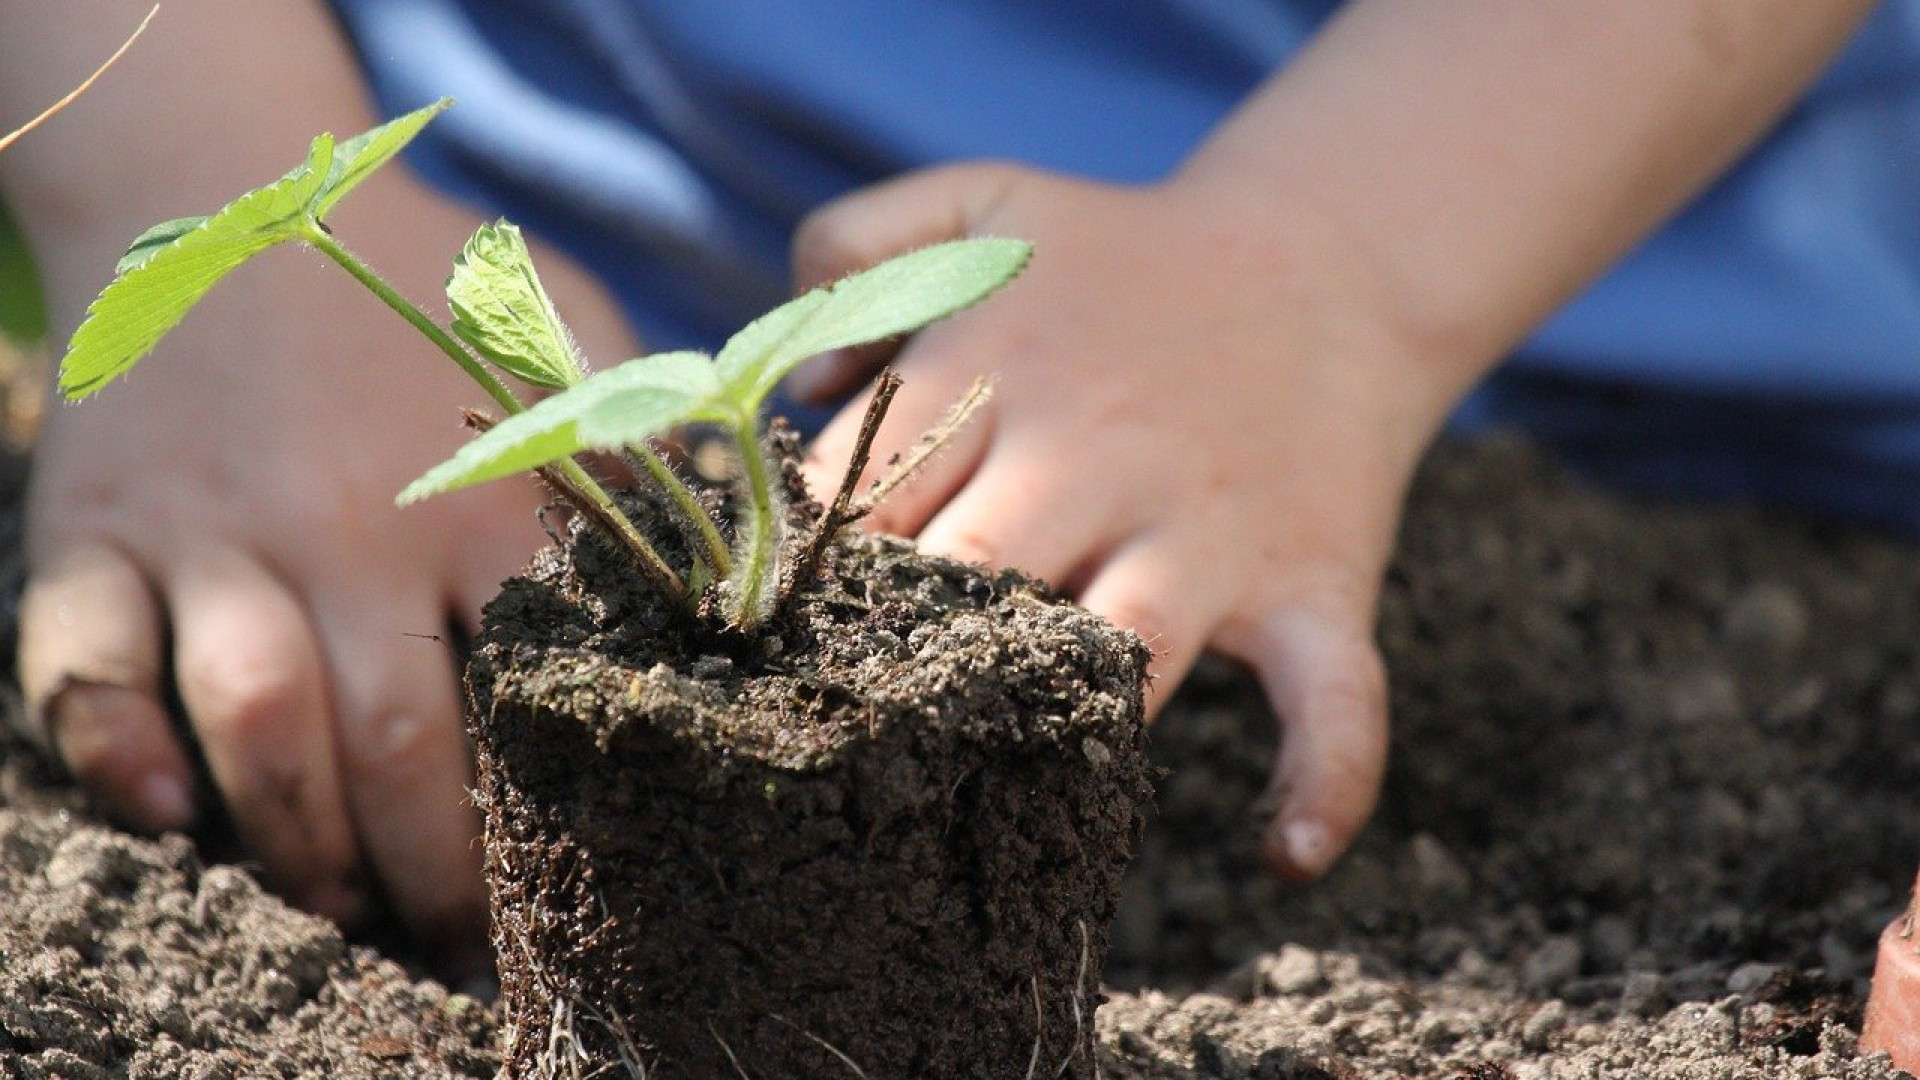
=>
[1186,0,1879,394]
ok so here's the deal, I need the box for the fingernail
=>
[136,772,195,832]
[1283,818,1333,878]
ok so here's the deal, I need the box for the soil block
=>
[467,511,1153,1080]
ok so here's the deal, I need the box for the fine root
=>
[768,1012,873,1080]
[505,916,651,1080]
[1026,974,1046,1080]
[710,1023,754,1080]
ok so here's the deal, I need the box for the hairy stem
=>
[630,441,732,581]
[726,413,784,628]
[312,225,685,597]
[305,225,524,414]
[461,411,689,600]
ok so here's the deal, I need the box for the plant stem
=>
[726,413,783,628]
[629,442,732,580]
[309,226,686,597]
[305,224,524,415]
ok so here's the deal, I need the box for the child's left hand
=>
[791,161,1471,879]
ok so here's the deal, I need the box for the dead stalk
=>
[853,376,992,516]
[784,369,903,601]
[0,5,157,154]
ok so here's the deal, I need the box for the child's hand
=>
[792,163,1471,878]
[20,276,526,965]
[2,0,638,974]
[789,0,1880,876]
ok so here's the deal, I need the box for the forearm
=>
[1178,0,1878,399]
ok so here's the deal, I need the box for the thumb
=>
[786,163,1023,402]
[1226,601,1390,882]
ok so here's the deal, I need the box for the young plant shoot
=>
[58,99,1031,629]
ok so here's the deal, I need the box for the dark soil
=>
[468,506,1152,1079]
[0,433,1916,1079]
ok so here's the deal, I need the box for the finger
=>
[915,446,1116,586]
[1076,539,1218,721]
[310,587,488,971]
[791,162,1021,292]
[168,555,363,924]
[801,368,994,539]
[18,544,195,832]
[1223,603,1389,882]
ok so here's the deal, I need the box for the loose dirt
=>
[0,434,1914,1079]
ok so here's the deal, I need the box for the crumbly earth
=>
[0,434,1915,1080]
[469,520,1153,1080]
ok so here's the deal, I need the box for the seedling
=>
[58,99,1029,628]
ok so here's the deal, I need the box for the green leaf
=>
[59,134,335,400]
[398,351,726,503]
[715,236,1031,408]
[311,98,451,221]
[117,216,210,275]
[447,220,584,390]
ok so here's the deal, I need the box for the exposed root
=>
[1057,920,1094,1080]
[709,1023,754,1080]
[1026,974,1046,1080]
[768,1012,872,1080]
[533,996,591,1080]
[1018,924,1099,1080]
[504,914,651,1080]
[579,1001,650,1080]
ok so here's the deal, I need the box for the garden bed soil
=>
[0,433,1916,1079]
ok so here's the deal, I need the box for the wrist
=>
[1159,159,1498,441]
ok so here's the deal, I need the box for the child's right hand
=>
[790,161,1470,880]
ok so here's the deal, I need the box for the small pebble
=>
[1620,971,1669,1018]
[1522,936,1584,993]
[1726,962,1781,996]
[1521,999,1568,1051]
[1262,944,1323,997]
[1720,580,1806,660]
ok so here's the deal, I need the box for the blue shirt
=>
[326,0,1920,533]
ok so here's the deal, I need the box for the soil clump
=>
[469,503,1151,1079]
